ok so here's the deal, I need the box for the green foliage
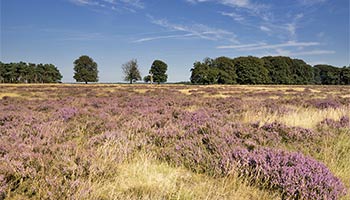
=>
[262,56,293,84]
[149,60,168,84]
[213,56,237,84]
[189,56,346,85]
[122,59,142,84]
[314,65,341,85]
[143,75,151,83]
[190,57,237,85]
[262,57,314,85]
[190,61,218,84]
[290,59,314,84]
[0,61,62,83]
[340,66,350,85]
[73,55,99,84]
[234,56,270,84]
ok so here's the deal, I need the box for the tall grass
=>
[85,152,280,200]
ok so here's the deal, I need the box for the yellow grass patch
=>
[134,89,151,94]
[85,153,279,200]
[241,106,350,129]
[179,89,195,95]
[0,92,21,99]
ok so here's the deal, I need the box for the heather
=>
[0,84,349,199]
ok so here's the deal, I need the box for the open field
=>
[0,84,349,199]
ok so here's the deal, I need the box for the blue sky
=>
[1,0,349,82]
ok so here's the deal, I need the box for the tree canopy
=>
[0,61,62,83]
[234,56,270,84]
[122,59,142,84]
[190,56,348,85]
[73,55,98,84]
[149,60,168,84]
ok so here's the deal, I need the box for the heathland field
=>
[0,84,349,199]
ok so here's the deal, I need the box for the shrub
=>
[230,148,346,199]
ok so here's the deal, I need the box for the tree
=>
[340,66,350,85]
[0,62,62,83]
[262,56,293,84]
[149,60,168,84]
[0,62,4,83]
[314,64,340,85]
[290,59,314,84]
[190,61,218,84]
[234,56,270,84]
[212,56,236,84]
[122,59,141,84]
[73,55,98,84]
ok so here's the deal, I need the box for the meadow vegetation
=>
[0,84,349,199]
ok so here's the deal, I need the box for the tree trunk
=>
[130,79,132,84]
[85,81,88,84]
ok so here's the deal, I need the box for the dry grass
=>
[0,92,21,99]
[241,106,350,129]
[2,84,349,200]
[85,152,280,200]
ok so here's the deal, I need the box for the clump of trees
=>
[122,59,142,84]
[190,56,350,85]
[144,60,168,84]
[0,61,62,83]
[73,55,99,84]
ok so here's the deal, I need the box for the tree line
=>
[72,55,168,84]
[0,61,62,83]
[190,56,350,85]
[1,55,349,84]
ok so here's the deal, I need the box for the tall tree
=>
[0,62,62,83]
[314,64,340,85]
[262,56,292,84]
[190,61,218,84]
[212,56,236,84]
[73,55,98,84]
[122,59,141,84]
[290,59,314,84]
[340,66,350,85]
[234,56,270,84]
[0,62,4,83]
[149,60,168,84]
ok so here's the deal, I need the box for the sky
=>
[1,0,349,83]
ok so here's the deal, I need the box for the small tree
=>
[149,60,168,84]
[122,59,141,84]
[73,55,98,84]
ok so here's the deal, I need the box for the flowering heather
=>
[320,116,350,129]
[261,122,317,141]
[57,107,78,121]
[309,98,342,109]
[0,84,348,199]
[230,148,347,200]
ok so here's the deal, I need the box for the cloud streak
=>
[186,0,267,11]
[217,41,320,50]
[146,16,237,43]
[68,0,144,11]
[133,34,196,43]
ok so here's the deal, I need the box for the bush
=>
[230,148,346,199]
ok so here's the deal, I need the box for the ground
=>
[0,84,349,199]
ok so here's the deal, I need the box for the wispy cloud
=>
[145,16,238,43]
[133,34,195,43]
[298,0,327,6]
[220,11,245,22]
[289,50,335,56]
[68,0,144,11]
[273,48,335,57]
[186,0,267,11]
[42,28,108,41]
[260,25,271,32]
[217,41,320,50]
